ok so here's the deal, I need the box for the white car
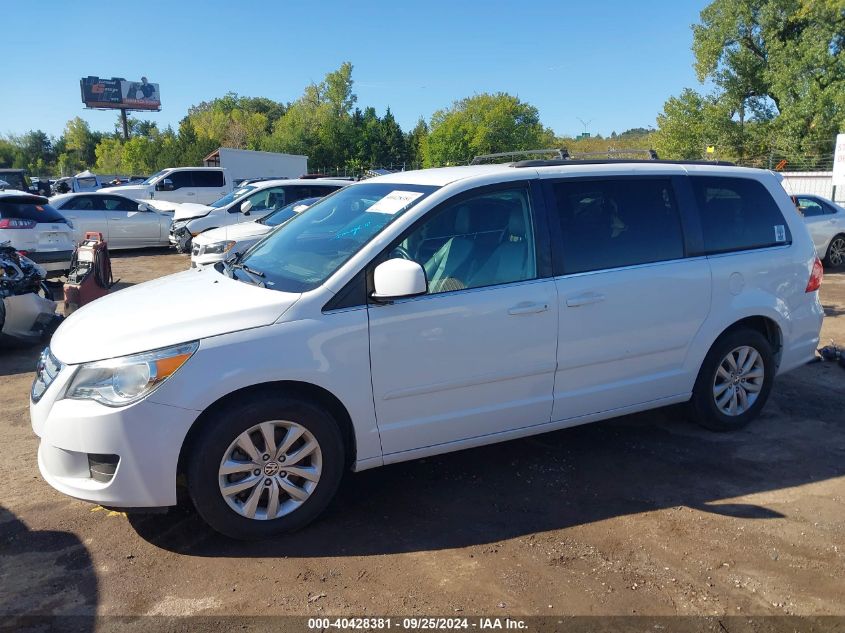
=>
[791,193,845,268]
[169,179,348,253]
[99,167,233,208]
[0,190,76,276]
[50,192,172,249]
[31,161,824,539]
[190,197,319,267]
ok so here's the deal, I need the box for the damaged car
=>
[0,243,61,345]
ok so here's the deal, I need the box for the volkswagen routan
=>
[31,160,824,539]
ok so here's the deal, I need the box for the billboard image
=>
[80,76,161,111]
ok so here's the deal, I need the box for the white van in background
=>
[99,167,233,209]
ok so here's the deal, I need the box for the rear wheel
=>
[689,329,775,431]
[823,234,845,268]
[187,393,345,539]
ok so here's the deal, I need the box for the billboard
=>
[80,76,161,111]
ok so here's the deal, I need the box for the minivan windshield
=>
[210,185,256,208]
[235,183,437,292]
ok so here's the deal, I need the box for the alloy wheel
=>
[829,237,845,267]
[712,345,765,416]
[217,420,322,520]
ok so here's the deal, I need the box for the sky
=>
[2,0,709,139]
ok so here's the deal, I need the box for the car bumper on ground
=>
[31,365,199,507]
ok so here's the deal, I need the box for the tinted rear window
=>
[549,177,685,274]
[691,177,791,254]
[192,171,225,187]
[0,200,66,223]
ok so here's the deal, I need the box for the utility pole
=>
[120,108,130,140]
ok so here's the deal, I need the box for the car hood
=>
[51,267,300,365]
[194,221,271,245]
[173,203,214,221]
[99,184,151,198]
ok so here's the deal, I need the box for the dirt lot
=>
[1,249,844,622]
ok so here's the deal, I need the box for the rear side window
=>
[192,171,225,187]
[549,178,685,274]
[0,200,66,223]
[167,171,193,189]
[691,177,791,254]
[796,196,834,217]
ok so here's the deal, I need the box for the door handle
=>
[186,192,196,196]
[566,292,606,307]
[508,301,549,315]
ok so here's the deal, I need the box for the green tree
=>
[427,93,555,166]
[63,117,102,169]
[266,62,357,168]
[659,0,845,164]
[406,118,430,168]
[94,138,125,173]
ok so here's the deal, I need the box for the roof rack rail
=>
[512,158,736,168]
[511,147,736,169]
[470,148,570,165]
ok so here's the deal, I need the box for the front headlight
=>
[203,240,236,255]
[65,342,198,407]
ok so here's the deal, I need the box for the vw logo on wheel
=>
[263,461,281,476]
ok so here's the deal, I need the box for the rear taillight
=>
[806,257,823,293]
[0,218,37,229]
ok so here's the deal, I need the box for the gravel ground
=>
[1,249,844,622]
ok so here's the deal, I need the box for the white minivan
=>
[31,161,824,539]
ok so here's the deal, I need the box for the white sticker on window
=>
[774,225,786,242]
[366,190,423,214]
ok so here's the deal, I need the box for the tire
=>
[823,234,845,269]
[688,328,775,432]
[186,393,346,540]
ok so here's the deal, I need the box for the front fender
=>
[148,312,381,463]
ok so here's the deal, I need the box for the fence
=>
[308,163,421,180]
[780,171,843,203]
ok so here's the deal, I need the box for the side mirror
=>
[156,178,174,192]
[371,258,427,302]
[137,203,149,212]
[240,200,253,215]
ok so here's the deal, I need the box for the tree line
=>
[2,0,843,177]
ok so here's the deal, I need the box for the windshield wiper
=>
[225,260,266,287]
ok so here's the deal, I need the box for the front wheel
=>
[187,393,346,539]
[688,329,775,431]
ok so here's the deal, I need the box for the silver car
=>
[792,194,845,268]
[51,192,172,249]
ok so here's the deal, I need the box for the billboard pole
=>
[120,108,130,140]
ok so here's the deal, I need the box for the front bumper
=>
[31,362,200,507]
